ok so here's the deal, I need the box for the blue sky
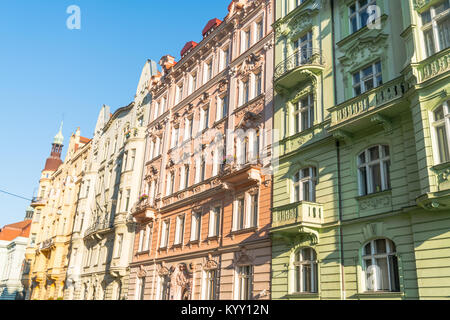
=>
[0,0,230,227]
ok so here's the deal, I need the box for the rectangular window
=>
[174,215,185,245]
[184,118,193,141]
[255,72,262,97]
[138,228,145,252]
[236,197,245,230]
[352,61,382,96]
[171,127,179,149]
[203,270,217,300]
[125,189,131,212]
[175,83,183,105]
[349,0,376,34]
[143,223,153,252]
[137,277,146,300]
[256,20,264,42]
[250,192,258,228]
[116,234,123,258]
[189,73,197,95]
[209,206,221,238]
[200,107,210,131]
[432,102,450,163]
[160,220,170,248]
[130,149,136,170]
[204,60,213,83]
[242,29,251,52]
[421,1,450,57]
[240,79,250,106]
[294,94,314,133]
[237,266,252,300]
[221,46,230,71]
[190,212,201,242]
[185,166,190,188]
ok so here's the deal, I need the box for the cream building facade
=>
[26,126,91,300]
[66,60,158,300]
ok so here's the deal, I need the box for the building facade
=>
[272,0,450,300]
[65,60,157,300]
[26,126,91,300]
[0,215,32,300]
[128,0,274,300]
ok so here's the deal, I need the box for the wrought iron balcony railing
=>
[272,201,324,228]
[84,219,114,237]
[274,48,325,80]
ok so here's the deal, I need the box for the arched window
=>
[362,238,400,292]
[431,101,450,164]
[294,167,317,202]
[293,247,318,293]
[358,145,391,196]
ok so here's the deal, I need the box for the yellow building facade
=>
[26,126,91,300]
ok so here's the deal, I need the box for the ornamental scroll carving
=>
[358,194,392,211]
[203,253,219,271]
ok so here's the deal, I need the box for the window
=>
[125,189,131,212]
[137,116,144,127]
[240,79,250,106]
[255,73,262,97]
[189,72,197,95]
[294,94,314,133]
[294,167,317,202]
[200,107,210,131]
[294,248,318,293]
[185,165,190,188]
[158,275,170,300]
[203,270,217,300]
[216,95,228,121]
[160,220,170,248]
[200,156,206,181]
[352,61,382,96]
[190,212,201,242]
[175,83,184,105]
[166,172,175,196]
[184,118,193,141]
[115,234,123,258]
[204,60,213,83]
[358,145,391,196]
[174,215,185,245]
[136,277,146,300]
[138,227,145,252]
[349,0,376,34]
[153,101,159,120]
[295,30,313,64]
[236,266,252,300]
[130,149,136,170]
[221,46,230,71]
[208,206,221,238]
[160,97,166,115]
[171,126,179,149]
[233,192,259,231]
[256,20,264,42]
[362,239,400,292]
[421,0,450,57]
[123,152,128,172]
[242,28,251,52]
[34,210,41,223]
[143,223,153,252]
[432,102,450,163]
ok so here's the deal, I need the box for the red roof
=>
[0,220,32,241]
[202,18,222,37]
[79,136,91,144]
[181,41,198,57]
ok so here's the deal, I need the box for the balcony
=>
[272,201,324,229]
[220,162,263,187]
[415,47,450,84]
[84,219,114,239]
[329,76,412,133]
[132,198,157,223]
[39,238,54,251]
[274,48,325,88]
[30,197,46,207]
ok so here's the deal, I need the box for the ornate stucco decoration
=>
[158,263,171,277]
[203,253,219,271]
[370,114,393,134]
[137,265,147,278]
[234,247,254,267]
[358,194,392,211]
[413,0,431,10]
[218,79,229,94]
[362,222,385,241]
[339,34,389,71]
[236,111,263,130]
[237,53,264,78]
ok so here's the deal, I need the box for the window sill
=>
[230,227,258,236]
[172,243,183,248]
[188,240,200,245]
[285,292,319,299]
[432,161,450,171]
[356,189,392,201]
[136,250,149,256]
[356,291,404,299]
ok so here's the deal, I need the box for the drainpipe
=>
[330,0,346,300]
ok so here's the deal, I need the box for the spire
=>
[53,121,64,145]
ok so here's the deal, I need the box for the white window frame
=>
[362,238,400,292]
[357,145,391,196]
[190,212,201,242]
[175,82,184,105]
[349,0,377,34]
[292,247,318,294]
[208,206,221,238]
[430,101,450,164]
[174,215,185,245]
[421,0,450,58]
[220,45,230,71]
[204,59,213,84]
[232,191,258,231]
[294,94,314,133]
[235,265,252,300]
[352,61,382,96]
[160,220,170,248]
[202,269,217,300]
[138,227,145,253]
[293,167,317,203]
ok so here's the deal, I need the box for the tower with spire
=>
[43,122,64,173]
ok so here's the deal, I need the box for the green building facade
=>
[271,0,450,300]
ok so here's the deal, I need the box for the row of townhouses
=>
[19,0,450,300]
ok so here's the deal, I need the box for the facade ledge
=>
[416,189,450,211]
[284,292,320,299]
[230,227,258,237]
[336,14,389,49]
[355,291,404,299]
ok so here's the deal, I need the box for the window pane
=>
[382,145,390,157]
[364,242,372,255]
[421,10,431,24]
[353,72,361,84]
[359,167,368,195]
[436,125,450,163]
[384,160,391,189]
[369,146,380,161]
[364,78,375,91]
[435,106,445,120]
[388,255,400,292]
[424,29,436,57]
[302,264,312,292]
[359,152,366,165]
[375,258,390,291]
[362,65,373,78]
[302,181,311,201]
[370,163,382,193]
[375,239,387,254]
[351,16,358,33]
